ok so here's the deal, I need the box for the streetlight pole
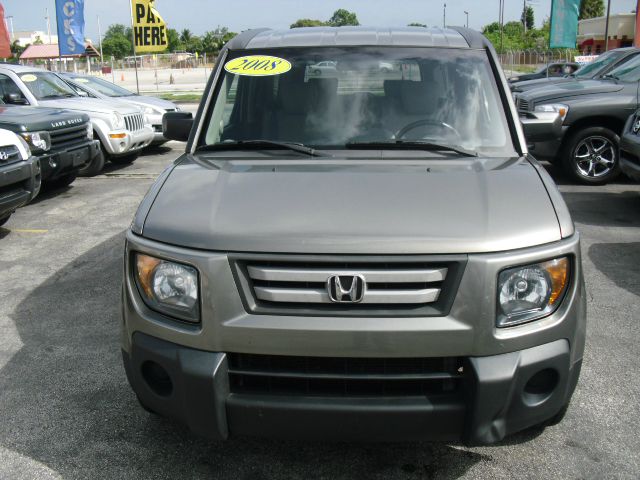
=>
[97,16,104,64]
[443,3,446,28]
[499,0,505,53]
[45,7,52,44]
[6,15,14,42]
[603,0,612,52]
[464,11,469,28]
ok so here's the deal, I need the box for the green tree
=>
[102,34,131,59]
[521,5,535,30]
[408,23,427,27]
[579,0,605,20]
[167,28,182,52]
[10,40,26,61]
[290,18,327,28]
[327,9,360,26]
[180,29,193,44]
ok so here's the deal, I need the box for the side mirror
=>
[5,93,28,105]
[520,111,563,142]
[163,111,193,142]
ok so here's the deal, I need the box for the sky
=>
[4,0,638,42]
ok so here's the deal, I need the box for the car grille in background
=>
[228,353,465,397]
[125,113,145,132]
[0,145,21,166]
[517,97,530,113]
[50,124,88,152]
[231,256,466,317]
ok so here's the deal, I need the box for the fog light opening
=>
[141,361,173,397]
[523,368,559,406]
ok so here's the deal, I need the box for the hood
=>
[512,76,574,92]
[519,79,623,103]
[141,155,562,254]
[0,105,88,132]
[125,95,178,111]
[38,97,142,115]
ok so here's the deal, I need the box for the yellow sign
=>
[131,0,168,52]
[224,56,292,76]
[21,74,37,82]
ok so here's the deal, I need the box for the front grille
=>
[517,97,530,113]
[125,113,145,132]
[228,353,465,397]
[50,124,88,152]
[231,255,466,317]
[0,145,22,166]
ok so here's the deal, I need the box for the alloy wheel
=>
[573,136,616,179]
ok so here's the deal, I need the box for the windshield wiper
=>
[346,140,478,157]
[197,140,324,157]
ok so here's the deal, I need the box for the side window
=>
[0,74,29,104]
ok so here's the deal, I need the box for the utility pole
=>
[97,16,104,64]
[464,11,469,28]
[499,0,505,53]
[45,7,52,44]
[6,15,14,42]
[604,0,612,52]
[443,3,446,28]
[523,0,527,33]
[128,0,140,93]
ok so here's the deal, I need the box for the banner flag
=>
[549,0,580,48]
[55,0,85,55]
[0,3,11,58]
[131,0,168,52]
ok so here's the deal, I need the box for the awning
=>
[579,38,595,47]
[20,43,100,60]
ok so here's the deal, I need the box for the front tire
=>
[48,173,77,189]
[560,126,620,185]
[77,147,105,177]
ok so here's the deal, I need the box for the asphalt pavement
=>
[0,142,639,480]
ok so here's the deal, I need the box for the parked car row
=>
[0,64,179,226]
[511,47,640,185]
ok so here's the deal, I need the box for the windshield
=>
[604,53,640,82]
[19,72,78,100]
[67,75,134,97]
[574,50,626,78]
[203,47,515,156]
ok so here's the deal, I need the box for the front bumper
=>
[145,112,169,145]
[620,129,640,182]
[122,333,581,444]
[0,155,41,218]
[104,126,154,157]
[38,140,100,181]
[121,232,587,443]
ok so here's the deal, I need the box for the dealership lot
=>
[0,141,639,479]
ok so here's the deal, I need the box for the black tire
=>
[110,152,139,165]
[560,126,621,185]
[0,214,11,227]
[47,173,77,189]
[77,148,105,177]
[136,394,158,415]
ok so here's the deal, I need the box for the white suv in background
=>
[0,65,154,176]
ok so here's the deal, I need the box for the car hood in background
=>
[141,155,562,254]
[511,76,575,92]
[0,105,87,132]
[38,97,142,116]
[125,95,178,111]
[518,79,624,103]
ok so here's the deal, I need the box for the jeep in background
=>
[122,27,585,445]
[59,73,179,146]
[0,103,100,188]
[510,47,640,93]
[0,65,153,176]
[515,52,640,184]
[0,128,40,226]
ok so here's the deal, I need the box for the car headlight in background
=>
[16,135,32,158]
[534,103,569,121]
[497,257,570,327]
[110,112,125,129]
[20,131,51,152]
[134,253,199,322]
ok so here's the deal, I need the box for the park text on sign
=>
[131,0,168,52]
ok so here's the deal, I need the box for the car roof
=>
[0,64,43,73]
[227,26,486,50]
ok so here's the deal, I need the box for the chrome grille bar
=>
[247,266,447,283]
[254,287,440,304]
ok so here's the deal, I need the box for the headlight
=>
[497,257,570,327]
[134,253,199,322]
[110,112,125,129]
[20,131,51,152]
[86,122,94,139]
[534,103,569,121]
[17,135,32,158]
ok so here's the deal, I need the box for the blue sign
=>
[549,0,580,49]
[55,0,85,55]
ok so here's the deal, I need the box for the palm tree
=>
[180,29,192,44]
